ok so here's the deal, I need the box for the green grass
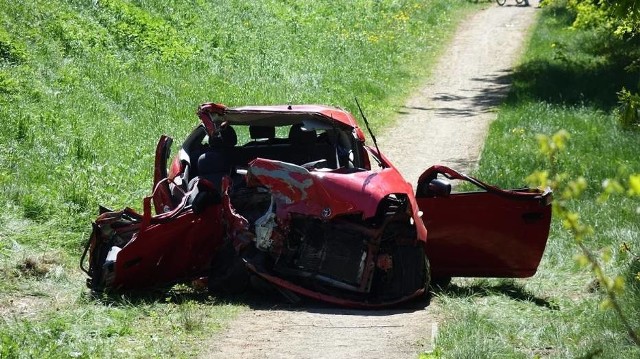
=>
[0,287,242,358]
[428,3,640,358]
[0,0,481,356]
[0,0,476,248]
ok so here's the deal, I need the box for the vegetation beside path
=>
[0,0,477,357]
[428,2,640,358]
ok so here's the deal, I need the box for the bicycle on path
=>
[496,0,528,6]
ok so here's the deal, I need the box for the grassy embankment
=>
[0,0,479,356]
[429,3,640,358]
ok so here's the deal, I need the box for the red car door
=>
[152,135,174,214]
[415,165,552,279]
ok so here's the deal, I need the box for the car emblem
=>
[321,207,332,218]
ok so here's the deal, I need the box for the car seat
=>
[288,124,317,165]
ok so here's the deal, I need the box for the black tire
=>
[371,245,431,303]
[208,244,250,295]
[496,0,507,5]
[515,0,525,4]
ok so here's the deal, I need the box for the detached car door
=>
[416,165,552,279]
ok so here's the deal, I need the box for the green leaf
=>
[628,174,640,196]
[601,246,612,263]
[575,253,589,267]
[612,276,625,294]
[600,298,612,310]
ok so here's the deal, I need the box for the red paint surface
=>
[152,136,174,214]
[112,198,225,290]
[246,158,425,245]
[416,166,552,278]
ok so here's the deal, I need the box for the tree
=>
[549,0,640,128]
[563,0,640,38]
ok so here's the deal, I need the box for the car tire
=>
[208,244,250,295]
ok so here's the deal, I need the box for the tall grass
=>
[0,0,473,251]
[430,3,640,358]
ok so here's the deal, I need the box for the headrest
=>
[209,125,237,147]
[198,151,228,174]
[249,125,275,140]
[288,124,316,145]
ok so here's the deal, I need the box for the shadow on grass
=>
[507,57,637,111]
[438,279,560,310]
[86,281,431,316]
[422,49,638,118]
[505,6,640,111]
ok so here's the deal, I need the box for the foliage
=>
[617,87,640,129]
[602,0,640,38]
[542,0,640,128]
[566,0,609,30]
[0,27,26,64]
[528,131,640,347]
[556,0,640,39]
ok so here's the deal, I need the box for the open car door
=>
[152,135,173,214]
[416,165,552,279]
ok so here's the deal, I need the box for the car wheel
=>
[208,244,250,295]
[372,245,431,302]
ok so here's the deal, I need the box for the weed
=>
[16,255,59,278]
[0,71,18,94]
[617,88,640,129]
[177,300,204,332]
[20,193,49,222]
[0,27,26,64]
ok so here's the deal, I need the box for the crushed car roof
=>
[197,103,360,129]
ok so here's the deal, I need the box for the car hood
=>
[246,158,418,221]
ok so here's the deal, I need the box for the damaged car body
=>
[81,103,552,308]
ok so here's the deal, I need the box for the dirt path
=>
[380,1,539,183]
[201,3,539,358]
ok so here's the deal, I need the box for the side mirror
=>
[428,179,451,197]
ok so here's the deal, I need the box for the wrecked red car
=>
[81,103,552,308]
